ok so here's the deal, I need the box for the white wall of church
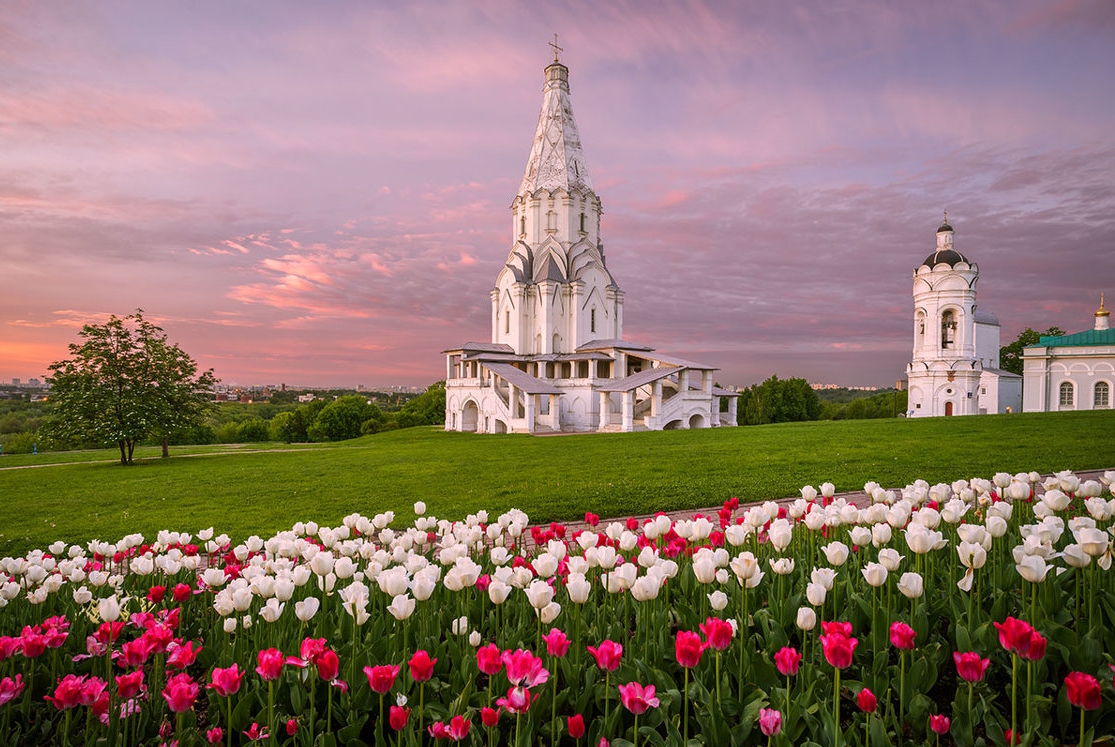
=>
[1023,351,1115,412]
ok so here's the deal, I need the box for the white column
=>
[598,392,610,431]
[525,395,536,434]
[622,391,634,432]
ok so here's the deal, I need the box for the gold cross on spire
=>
[550,33,563,63]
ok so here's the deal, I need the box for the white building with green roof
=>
[1022,297,1114,412]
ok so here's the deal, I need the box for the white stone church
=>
[444,55,738,433]
[906,217,1022,417]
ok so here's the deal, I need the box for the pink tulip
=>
[206,726,224,744]
[409,649,436,682]
[316,650,340,682]
[20,628,47,659]
[447,714,471,741]
[476,644,503,676]
[118,638,152,669]
[773,646,802,677]
[993,617,1033,656]
[256,648,285,681]
[496,685,535,714]
[244,722,269,741]
[857,688,877,713]
[953,652,990,683]
[389,705,409,730]
[1066,672,1102,710]
[300,637,327,665]
[542,628,571,658]
[481,706,499,727]
[45,674,85,710]
[208,664,244,697]
[588,640,623,672]
[617,682,660,715]
[0,636,20,662]
[162,672,199,713]
[0,675,25,706]
[889,621,916,651]
[116,670,144,700]
[699,617,733,652]
[758,707,782,736]
[929,714,950,735]
[502,649,549,687]
[675,630,705,668]
[166,639,202,669]
[820,631,858,669]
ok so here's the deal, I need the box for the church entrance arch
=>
[688,413,705,429]
[493,419,508,434]
[663,419,683,430]
[462,401,480,432]
[944,401,954,417]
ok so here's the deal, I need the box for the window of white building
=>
[1059,381,1074,408]
[1096,381,1110,409]
[941,310,956,349]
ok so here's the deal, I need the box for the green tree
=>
[309,395,381,441]
[46,310,217,465]
[1000,326,1065,375]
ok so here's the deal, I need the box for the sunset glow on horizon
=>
[2,2,1113,389]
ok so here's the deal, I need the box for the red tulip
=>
[618,682,660,715]
[1005,728,1020,745]
[889,621,916,650]
[162,672,199,714]
[115,670,144,700]
[45,674,85,709]
[206,726,223,744]
[300,637,327,664]
[409,649,436,682]
[929,714,950,735]
[19,628,46,659]
[953,651,990,683]
[208,664,244,697]
[857,688,877,713]
[0,636,21,662]
[167,639,202,670]
[1020,631,1046,662]
[993,617,1033,656]
[587,640,623,672]
[447,714,471,741]
[773,646,802,677]
[389,705,409,730]
[675,630,705,668]
[476,644,503,676]
[172,583,191,602]
[94,622,125,644]
[147,586,167,604]
[585,512,600,527]
[1065,671,1102,710]
[0,675,25,706]
[543,628,571,658]
[820,632,858,669]
[481,706,499,727]
[316,649,340,682]
[118,638,152,669]
[256,648,285,681]
[244,723,268,741]
[699,617,733,652]
[144,624,175,654]
[286,718,299,736]
[363,664,400,694]
[568,714,585,738]
[820,620,853,637]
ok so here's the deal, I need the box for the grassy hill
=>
[0,410,1111,556]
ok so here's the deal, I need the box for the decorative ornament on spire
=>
[550,33,563,63]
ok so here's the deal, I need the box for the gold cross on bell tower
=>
[550,33,563,63]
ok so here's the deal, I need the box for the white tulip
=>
[871,523,893,548]
[861,562,888,587]
[260,598,285,623]
[98,595,123,622]
[295,597,320,621]
[387,594,416,621]
[1062,544,1091,568]
[538,601,561,624]
[708,590,728,610]
[414,501,426,516]
[877,548,904,572]
[730,553,758,584]
[849,527,872,548]
[897,572,924,599]
[768,519,793,552]
[1016,554,1051,583]
[821,542,849,567]
[72,586,93,605]
[806,582,827,606]
[524,580,555,610]
[796,606,817,631]
[1076,528,1109,557]
[468,630,482,647]
[223,617,237,633]
[1042,489,1071,512]
[565,573,591,604]
[692,551,718,584]
[769,558,795,576]
[451,616,469,635]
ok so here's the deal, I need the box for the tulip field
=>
[2,469,1115,746]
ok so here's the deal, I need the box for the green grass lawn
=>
[1,410,1111,557]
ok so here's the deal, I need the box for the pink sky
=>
[2,1,1113,388]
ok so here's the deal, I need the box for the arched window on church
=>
[1059,381,1074,409]
[590,308,596,334]
[520,215,526,236]
[916,312,926,347]
[579,212,586,233]
[941,310,956,349]
[505,309,510,334]
[1095,381,1110,409]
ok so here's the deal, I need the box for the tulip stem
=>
[1010,653,1018,747]
[634,712,640,747]
[832,666,840,747]
[684,667,690,746]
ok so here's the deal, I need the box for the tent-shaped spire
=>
[518,60,593,195]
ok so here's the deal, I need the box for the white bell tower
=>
[907,214,983,417]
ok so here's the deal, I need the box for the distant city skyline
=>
[2,2,1113,388]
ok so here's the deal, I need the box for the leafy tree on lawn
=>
[999,326,1065,375]
[309,395,382,441]
[46,310,217,465]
